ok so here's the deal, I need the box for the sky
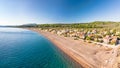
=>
[0,0,120,25]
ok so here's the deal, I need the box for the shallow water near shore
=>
[0,27,81,68]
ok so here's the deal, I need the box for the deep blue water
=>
[0,28,81,68]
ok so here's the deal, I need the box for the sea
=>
[0,27,81,68]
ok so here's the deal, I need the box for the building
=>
[103,35,111,44]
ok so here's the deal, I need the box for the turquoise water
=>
[0,28,81,68]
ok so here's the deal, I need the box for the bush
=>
[86,36,91,40]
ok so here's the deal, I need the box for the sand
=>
[27,28,120,68]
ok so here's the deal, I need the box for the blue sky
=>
[0,0,120,25]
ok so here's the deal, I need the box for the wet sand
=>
[27,28,120,68]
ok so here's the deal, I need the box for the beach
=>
[27,28,120,68]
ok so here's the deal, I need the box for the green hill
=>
[36,21,120,29]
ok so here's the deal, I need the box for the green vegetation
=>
[37,21,118,28]
[18,21,120,30]
[36,23,102,29]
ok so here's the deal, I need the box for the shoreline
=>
[27,28,120,68]
[51,39,83,68]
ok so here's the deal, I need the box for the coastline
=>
[27,28,120,68]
